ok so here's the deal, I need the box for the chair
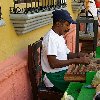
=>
[28,37,63,100]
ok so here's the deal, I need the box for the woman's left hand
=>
[78,52,89,58]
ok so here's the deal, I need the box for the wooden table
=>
[64,58,100,82]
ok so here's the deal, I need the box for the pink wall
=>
[0,49,32,100]
[65,24,82,52]
[64,24,76,53]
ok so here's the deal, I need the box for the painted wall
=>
[67,0,79,20]
[0,0,76,62]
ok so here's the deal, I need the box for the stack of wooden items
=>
[64,59,100,82]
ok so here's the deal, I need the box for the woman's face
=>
[59,21,70,35]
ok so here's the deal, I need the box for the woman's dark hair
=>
[95,93,100,100]
[53,19,69,25]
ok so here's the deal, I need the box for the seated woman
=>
[41,9,90,92]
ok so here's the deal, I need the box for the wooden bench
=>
[28,37,63,100]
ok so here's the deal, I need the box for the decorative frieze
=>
[71,1,83,13]
[10,11,53,34]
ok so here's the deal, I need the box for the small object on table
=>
[96,84,100,93]
[96,60,100,64]
[67,64,75,75]
[84,85,94,89]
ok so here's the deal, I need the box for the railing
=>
[0,6,5,26]
[0,6,1,20]
[9,0,67,34]
[10,0,67,14]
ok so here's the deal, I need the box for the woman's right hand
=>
[72,56,90,64]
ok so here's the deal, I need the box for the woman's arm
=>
[47,55,90,69]
[67,52,89,59]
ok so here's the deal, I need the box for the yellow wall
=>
[67,0,79,20]
[0,0,76,61]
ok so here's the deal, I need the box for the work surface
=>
[65,72,96,100]
[64,58,100,82]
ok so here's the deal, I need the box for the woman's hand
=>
[72,56,90,65]
[78,52,89,58]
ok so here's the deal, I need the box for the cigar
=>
[73,65,79,74]
[79,65,86,74]
[67,64,75,75]
[76,66,81,74]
